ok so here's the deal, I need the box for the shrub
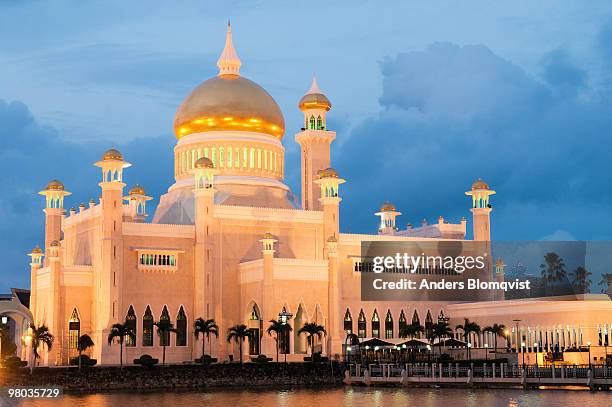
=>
[134,354,158,368]
[3,356,27,370]
[69,355,97,367]
[251,354,272,364]
[195,355,217,365]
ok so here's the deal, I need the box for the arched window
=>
[68,308,80,350]
[316,115,322,130]
[309,116,315,130]
[125,305,137,347]
[385,310,394,339]
[343,309,353,334]
[399,310,407,333]
[176,306,187,346]
[249,305,260,320]
[425,310,433,339]
[160,306,171,346]
[372,309,380,338]
[143,306,153,347]
[357,309,367,338]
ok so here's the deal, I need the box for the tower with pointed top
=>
[38,180,71,257]
[375,202,401,235]
[217,21,241,76]
[295,78,336,211]
[465,178,495,241]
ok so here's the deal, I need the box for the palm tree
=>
[226,324,250,365]
[266,319,293,363]
[427,322,453,355]
[599,273,612,294]
[297,322,327,357]
[76,334,94,370]
[456,318,481,360]
[399,322,425,339]
[193,318,218,359]
[483,324,506,358]
[107,322,135,367]
[540,252,567,291]
[154,320,176,365]
[29,323,54,371]
[570,266,592,294]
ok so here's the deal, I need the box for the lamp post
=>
[521,342,526,367]
[278,310,293,363]
[533,342,539,366]
[0,315,7,366]
[484,343,489,361]
[587,341,591,369]
[23,331,32,374]
[426,344,431,364]
[504,329,510,350]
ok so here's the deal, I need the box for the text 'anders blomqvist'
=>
[372,278,531,292]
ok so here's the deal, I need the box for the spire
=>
[217,20,241,76]
[307,76,322,94]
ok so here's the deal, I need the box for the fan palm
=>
[297,322,327,356]
[226,324,250,365]
[267,319,293,362]
[570,266,592,294]
[540,252,567,291]
[194,318,218,359]
[399,322,425,339]
[154,320,176,365]
[77,334,94,370]
[29,323,54,371]
[456,318,481,359]
[599,273,612,294]
[427,322,453,355]
[483,323,506,358]
[107,322,135,367]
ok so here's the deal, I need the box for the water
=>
[4,387,610,407]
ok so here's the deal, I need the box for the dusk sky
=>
[2,1,612,291]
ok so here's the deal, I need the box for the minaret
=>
[93,148,131,364]
[27,246,43,325]
[326,235,342,356]
[375,202,401,235]
[124,185,152,222]
[295,78,335,210]
[192,157,220,357]
[465,178,495,241]
[46,240,62,365]
[38,180,71,259]
[217,21,241,76]
[314,168,345,247]
[260,232,277,356]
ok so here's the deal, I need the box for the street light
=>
[587,341,592,369]
[278,310,293,363]
[0,315,7,366]
[533,342,539,366]
[484,343,489,361]
[521,342,526,367]
[23,332,32,374]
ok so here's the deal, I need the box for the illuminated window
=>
[142,306,153,346]
[385,310,393,339]
[257,148,261,169]
[228,147,232,168]
[125,305,137,347]
[399,310,407,333]
[176,306,187,346]
[243,148,247,168]
[309,116,315,129]
[212,148,217,167]
[317,115,322,130]
[250,148,255,169]
[234,147,240,168]
[372,309,380,338]
[68,308,80,350]
[344,309,353,334]
[249,306,260,320]
[219,147,225,168]
[412,310,420,325]
[159,305,171,346]
[357,310,367,338]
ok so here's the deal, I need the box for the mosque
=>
[26,24,611,366]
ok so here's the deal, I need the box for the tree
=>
[107,322,135,368]
[227,324,250,365]
[154,320,176,365]
[483,324,506,357]
[456,318,481,360]
[0,325,17,360]
[427,322,453,355]
[399,322,425,339]
[599,273,612,294]
[540,252,567,291]
[193,318,218,359]
[267,319,293,363]
[77,334,94,370]
[297,322,327,357]
[570,266,592,294]
[30,323,54,370]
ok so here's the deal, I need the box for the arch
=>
[425,310,433,338]
[357,309,367,338]
[399,310,407,333]
[372,309,380,338]
[68,308,80,350]
[159,305,171,346]
[343,308,353,334]
[125,305,137,347]
[176,306,187,346]
[316,115,322,130]
[385,309,394,339]
[142,305,153,347]
[245,300,262,355]
[293,303,308,354]
[309,115,315,130]
[412,310,420,325]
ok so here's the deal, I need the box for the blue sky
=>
[2,1,612,291]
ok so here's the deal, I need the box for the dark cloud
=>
[541,48,587,96]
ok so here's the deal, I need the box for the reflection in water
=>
[12,387,611,407]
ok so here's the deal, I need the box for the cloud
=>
[336,41,612,239]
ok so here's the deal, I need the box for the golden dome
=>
[45,179,64,191]
[31,245,42,254]
[317,167,339,179]
[174,75,285,139]
[495,258,505,268]
[129,185,145,195]
[102,148,123,161]
[50,240,60,247]
[299,92,331,111]
[472,178,489,190]
[380,202,396,212]
[262,232,275,240]
[195,157,214,169]
[327,235,338,243]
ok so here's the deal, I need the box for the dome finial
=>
[307,76,322,94]
[217,21,241,76]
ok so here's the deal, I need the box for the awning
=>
[433,338,467,347]
[359,338,395,348]
[397,338,430,348]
